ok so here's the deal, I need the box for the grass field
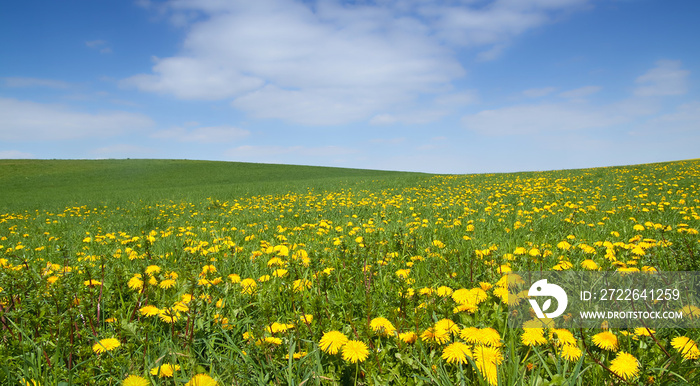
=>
[1,158,699,385]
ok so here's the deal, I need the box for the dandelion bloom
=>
[341,340,369,363]
[158,308,180,323]
[549,329,577,346]
[441,341,472,364]
[145,265,161,276]
[185,373,218,386]
[84,279,101,287]
[609,352,639,380]
[319,330,348,354]
[370,317,396,337]
[581,259,599,270]
[151,363,180,378]
[300,314,313,324]
[671,336,700,360]
[471,328,502,347]
[436,286,453,297]
[228,273,241,283]
[680,305,700,319]
[92,337,120,354]
[559,344,582,362]
[139,305,160,317]
[592,331,618,351]
[240,278,257,294]
[123,375,150,386]
[473,345,503,386]
[521,328,547,347]
[398,331,417,344]
[293,279,312,292]
[128,275,144,290]
[159,279,176,289]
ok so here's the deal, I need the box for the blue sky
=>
[1,0,698,173]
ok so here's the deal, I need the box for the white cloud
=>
[125,0,592,125]
[0,98,155,141]
[152,125,250,142]
[559,85,601,99]
[461,103,630,135]
[434,91,480,107]
[0,150,34,159]
[522,87,557,98]
[632,101,700,136]
[369,109,448,125]
[2,77,71,89]
[634,60,689,97]
[418,0,591,47]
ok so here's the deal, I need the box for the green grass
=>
[0,159,428,211]
[1,158,699,385]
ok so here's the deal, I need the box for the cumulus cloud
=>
[124,0,593,125]
[152,125,250,143]
[634,60,689,97]
[0,98,155,141]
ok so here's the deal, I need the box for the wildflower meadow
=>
[1,158,699,385]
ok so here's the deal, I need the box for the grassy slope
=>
[0,159,429,211]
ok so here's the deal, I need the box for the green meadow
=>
[1,159,699,385]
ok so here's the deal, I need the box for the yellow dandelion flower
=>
[92,338,120,354]
[139,305,160,317]
[240,278,257,294]
[521,328,547,347]
[158,308,180,323]
[442,341,472,364]
[185,373,218,386]
[472,328,501,347]
[592,331,618,351]
[145,265,161,276]
[272,269,288,277]
[473,345,503,386]
[609,351,639,380]
[159,279,176,289]
[83,279,101,287]
[128,275,143,290]
[634,327,655,337]
[581,259,599,270]
[671,336,700,360]
[300,314,313,324]
[123,375,150,386]
[228,273,241,283]
[150,363,180,378]
[436,286,453,297]
[370,317,396,337]
[292,279,312,292]
[559,344,582,362]
[549,329,577,346]
[342,340,369,363]
[319,330,348,354]
[680,305,700,319]
[399,331,417,344]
